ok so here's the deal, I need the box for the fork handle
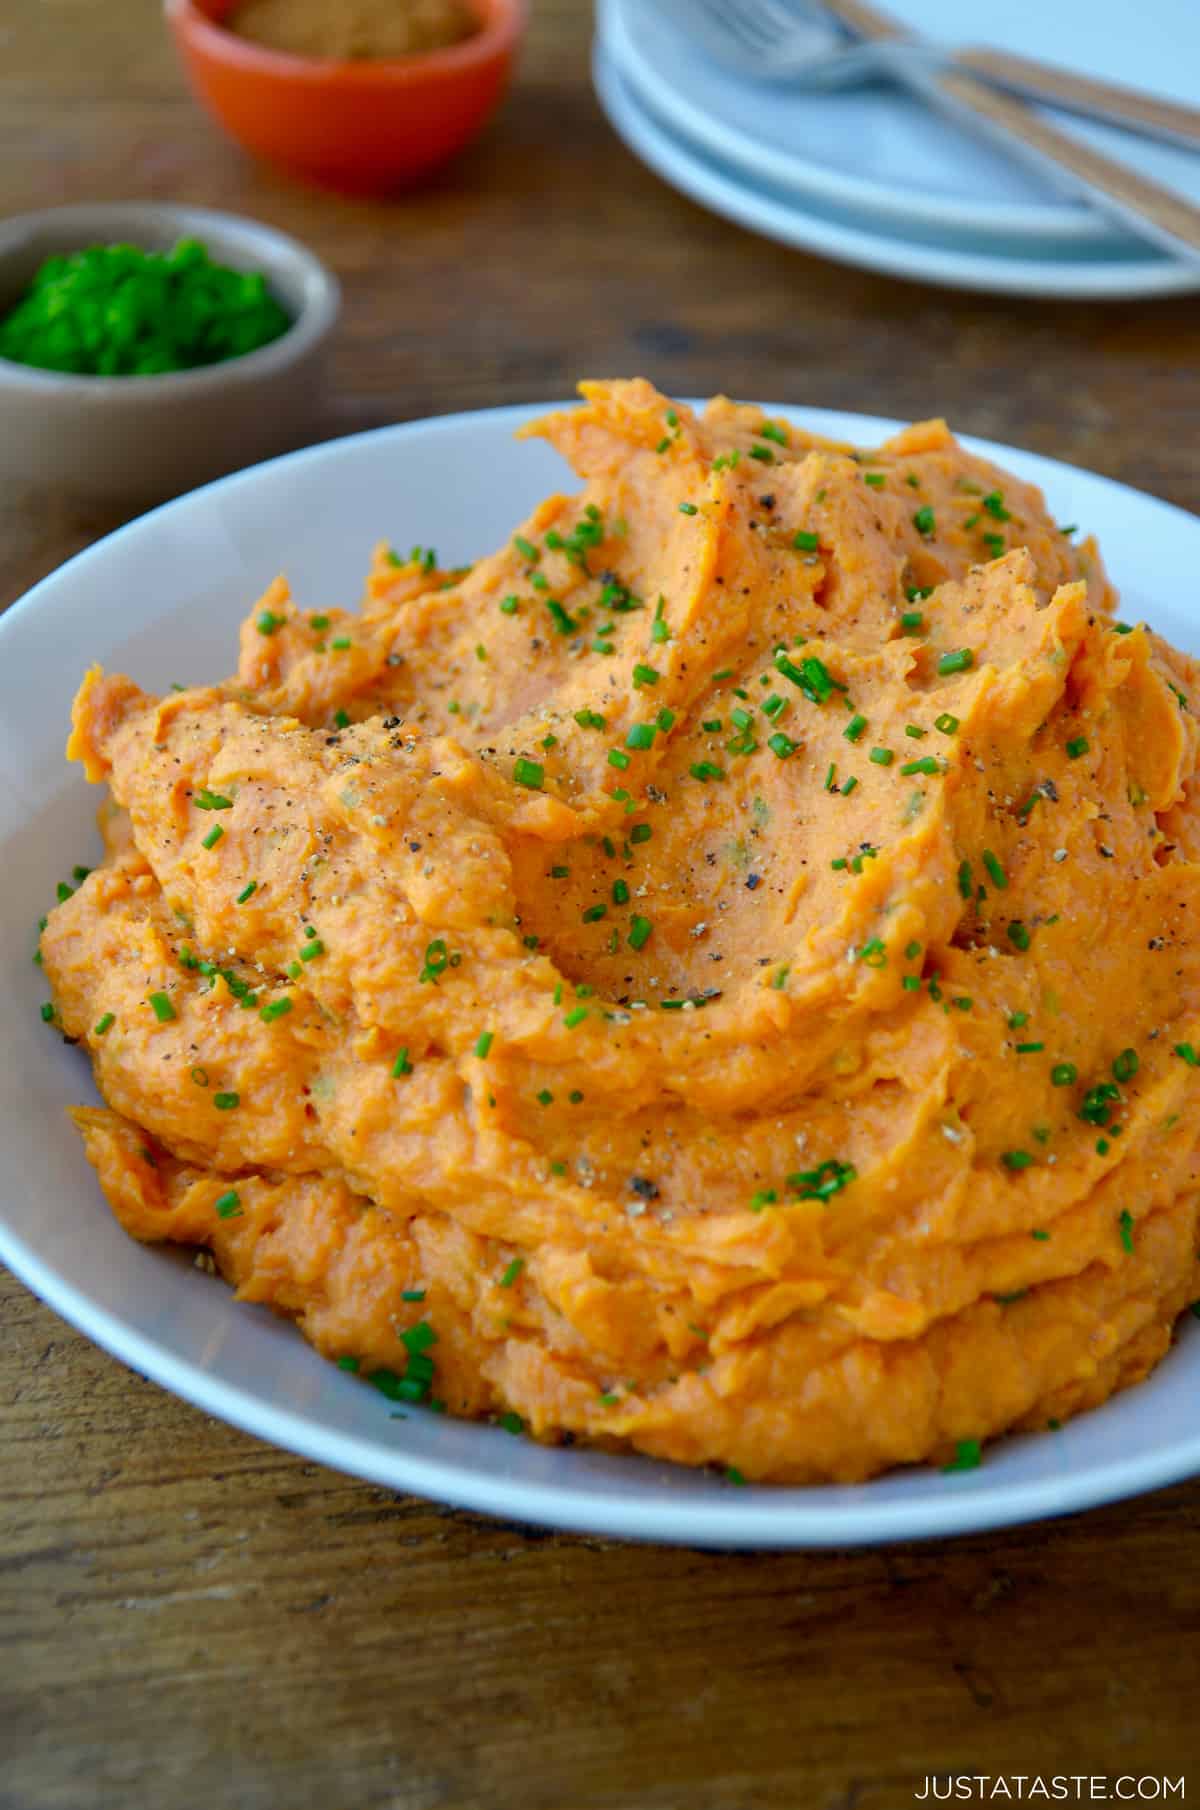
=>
[820,0,1200,266]
[930,67,1200,264]
[954,47,1200,152]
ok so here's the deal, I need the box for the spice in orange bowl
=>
[165,0,527,195]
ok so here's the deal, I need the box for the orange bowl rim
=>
[164,0,528,85]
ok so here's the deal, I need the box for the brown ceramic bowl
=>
[0,201,340,505]
[166,0,527,195]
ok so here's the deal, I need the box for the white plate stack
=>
[594,0,1200,299]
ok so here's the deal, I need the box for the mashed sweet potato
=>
[41,380,1200,1483]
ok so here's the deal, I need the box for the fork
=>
[651,0,1200,265]
[663,0,1200,150]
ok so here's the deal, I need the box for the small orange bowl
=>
[165,0,527,195]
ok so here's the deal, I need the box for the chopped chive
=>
[767,732,797,760]
[773,650,844,704]
[900,611,925,633]
[1065,735,1089,759]
[901,756,938,776]
[474,1030,494,1059]
[1002,1149,1033,1171]
[546,599,578,636]
[299,938,325,962]
[612,879,630,904]
[824,762,837,791]
[499,1257,524,1288]
[1051,1062,1077,1085]
[749,445,774,464]
[912,506,935,537]
[1174,1042,1198,1066]
[608,748,631,771]
[309,613,331,630]
[582,904,607,923]
[625,723,656,751]
[841,775,858,794]
[983,490,1010,521]
[214,1189,242,1219]
[1007,921,1031,951]
[868,747,894,767]
[632,662,660,688]
[260,997,292,1023]
[1112,1048,1139,1083]
[513,757,544,790]
[256,610,284,636]
[563,1006,589,1028]
[760,421,788,446]
[391,1047,413,1078]
[678,502,698,516]
[1015,1041,1044,1054]
[982,849,1008,889]
[499,594,519,615]
[236,881,257,904]
[330,637,352,651]
[942,1439,982,1473]
[94,1012,115,1036]
[656,707,676,733]
[844,713,867,743]
[905,725,926,739]
[630,823,652,845]
[513,535,539,562]
[937,649,973,675]
[213,1091,239,1111]
[690,761,725,781]
[201,824,224,850]
[629,915,653,950]
[40,1002,55,1023]
[864,471,885,488]
[1118,1209,1135,1254]
[194,788,233,812]
[792,529,820,552]
[934,713,959,735]
[148,991,176,1023]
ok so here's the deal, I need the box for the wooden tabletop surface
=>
[3,4,1199,1804]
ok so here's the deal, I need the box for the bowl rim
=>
[165,0,528,84]
[0,200,340,397]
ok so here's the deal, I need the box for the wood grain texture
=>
[3,4,1200,1805]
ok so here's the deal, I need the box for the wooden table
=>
[3,5,1199,1803]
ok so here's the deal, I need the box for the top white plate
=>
[595,48,1200,301]
[603,0,1200,248]
[2,404,1199,1548]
